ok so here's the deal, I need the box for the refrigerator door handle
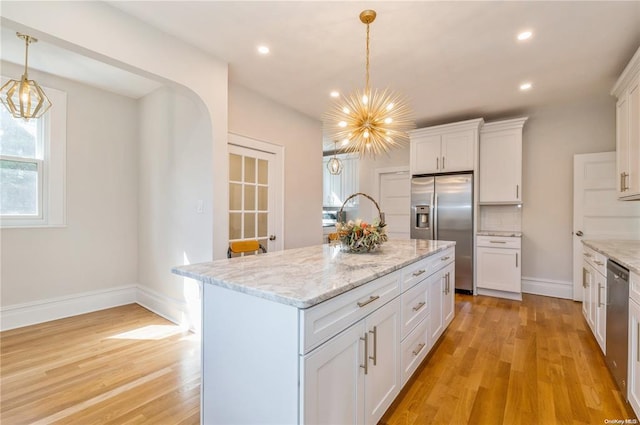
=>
[434,193,438,240]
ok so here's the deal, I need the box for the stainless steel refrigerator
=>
[410,173,473,294]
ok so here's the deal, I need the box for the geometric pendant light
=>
[0,33,52,121]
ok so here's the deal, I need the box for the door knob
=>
[269,235,276,241]
[575,230,584,237]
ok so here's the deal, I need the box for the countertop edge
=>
[173,241,456,309]
[582,240,640,275]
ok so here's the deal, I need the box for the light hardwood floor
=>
[1,295,636,424]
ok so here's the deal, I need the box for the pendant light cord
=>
[365,23,370,93]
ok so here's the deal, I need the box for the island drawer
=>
[401,257,430,291]
[299,270,401,354]
[401,277,429,339]
[427,246,455,273]
[401,315,430,386]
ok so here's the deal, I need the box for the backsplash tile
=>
[480,205,522,232]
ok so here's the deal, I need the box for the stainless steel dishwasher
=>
[606,259,630,395]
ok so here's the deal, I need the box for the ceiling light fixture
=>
[0,33,52,120]
[324,10,414,158]
[520,82,533,91]
[517,31,533,41]
[327,140,343,175]
[257,45,270,55]
[330,91,340,98]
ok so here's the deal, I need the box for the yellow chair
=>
[227,240,267,258]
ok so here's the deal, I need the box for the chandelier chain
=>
[365,23,370,93]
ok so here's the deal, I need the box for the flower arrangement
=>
[336,218,388,253]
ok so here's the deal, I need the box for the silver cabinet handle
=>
[584,252,592,257]
[412,301,426,312]
[516,252,518,268]
[412,342,426,356]
[412,269,426,277]
[516,184,519,199]
[442,156,446,169]
[582,268,588,288]
[626,172,631,192]
[621,173,626,192]
[357,295,380,308]
[598,283,603,307]
[436,157,439,170]
[360,332,369,375]
[443,274,447,294]
[594,260,604,266]
[441,256,451,261]
[490,241,507,244]
[369,326,377,366]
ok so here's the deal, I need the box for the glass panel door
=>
[229,144,275,256]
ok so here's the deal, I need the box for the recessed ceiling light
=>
[257,45,270,55]
[520,82,533,91]
[517,31,533,41]
[330,91,340,98]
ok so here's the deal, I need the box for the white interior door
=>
[228,135,283,254]
[573,152,640,300]
[377,169,410,240]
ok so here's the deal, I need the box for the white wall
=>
[356,94,617,297]
[228,83,323,249]
[137,87,212,326]
[521,94,616,289]
[0,64,138,307]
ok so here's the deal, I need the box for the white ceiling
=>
[2,2,640,138]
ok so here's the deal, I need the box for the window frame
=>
[0,81,66,228]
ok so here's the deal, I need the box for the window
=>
[0,82,66,227]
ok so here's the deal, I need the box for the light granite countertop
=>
[477,230,523,237]
[172,239,455,309]
[582,240,640,275]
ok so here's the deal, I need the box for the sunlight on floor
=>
[108,324,185,340]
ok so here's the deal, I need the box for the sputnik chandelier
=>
[0,33,52,120]
[324,10,413,158]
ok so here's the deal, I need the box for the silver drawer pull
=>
[412,269,426,277]
[412,301,426,312]
[584,253,592,257]
[412,342,426,356]
[489,241,507,244]
[357,295,380,308]
[360,332,369,375]
[441,256,451,261]
[594,260,604,266]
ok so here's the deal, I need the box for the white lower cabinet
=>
[582,246,607,354]
[476,236,522,299]
[629,271,640,416]
[302,297,401,425]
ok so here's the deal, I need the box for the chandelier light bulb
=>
[342,107,350,114]
[338,121,347,127]
[386,103,394,111]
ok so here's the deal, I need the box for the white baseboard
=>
[476,287,523,301]
[522,276,573,300]
[135,284,196,329]
[0,285,137,331]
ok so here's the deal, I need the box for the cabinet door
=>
[302,321,366,425]
[411,135,441,174]
[441,130,475,172]
[364,298,401,425]
[594,271,607,353]
[442,263,455,328]
[476,247,521,293]
[627,77,640,197]
[479,131,522,203]
[629,298,640,416]
[427,271,444,343]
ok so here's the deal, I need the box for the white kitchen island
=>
[173,239,456,425]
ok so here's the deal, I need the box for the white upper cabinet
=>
[612,45,640,200]
[479,117,528,204]
[409,119,483,175]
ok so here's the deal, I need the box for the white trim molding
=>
[522,276,573,300]
[135,283,201,331]
[0,285,136,331]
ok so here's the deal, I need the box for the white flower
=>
[355,218,362,227]
[347,220,354,227]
